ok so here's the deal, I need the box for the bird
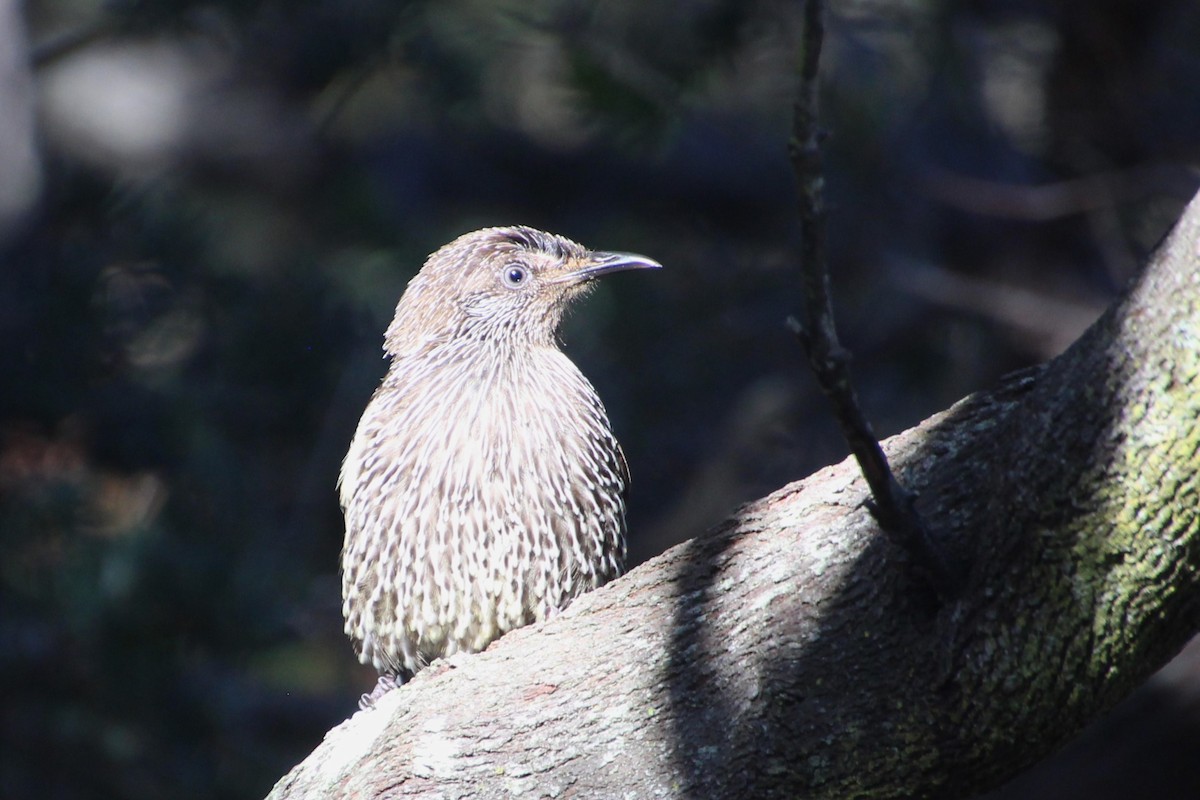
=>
[338,225,660,701]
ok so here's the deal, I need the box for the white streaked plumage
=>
[338,226,657,678]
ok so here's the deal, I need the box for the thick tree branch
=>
[270,187,1200,799]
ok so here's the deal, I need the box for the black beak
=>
[554,251,662,284]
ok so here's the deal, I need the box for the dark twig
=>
[786,0,959,599]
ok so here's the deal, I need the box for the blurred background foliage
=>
[1,0,1198,797]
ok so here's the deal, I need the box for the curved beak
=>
[554,251,662,284]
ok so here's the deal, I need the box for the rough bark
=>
[269,187,1200,800]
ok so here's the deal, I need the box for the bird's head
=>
[384,226,660,357]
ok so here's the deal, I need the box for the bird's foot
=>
[359,674,402,711]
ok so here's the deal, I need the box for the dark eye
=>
[502,265,528,288]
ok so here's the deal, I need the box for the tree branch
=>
[786,0,957,598]
[269,188,1200,798]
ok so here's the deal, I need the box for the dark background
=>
[1,1,1198,798]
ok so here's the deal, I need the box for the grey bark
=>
[269,187,1200,800]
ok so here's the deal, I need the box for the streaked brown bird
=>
[339,226,659,694]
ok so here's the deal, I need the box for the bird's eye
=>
[502,265,528,288]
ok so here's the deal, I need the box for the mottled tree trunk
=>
[269,187,1200,800]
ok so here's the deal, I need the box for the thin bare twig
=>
[787,0,959,599]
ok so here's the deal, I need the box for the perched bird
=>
[339,225,659,695]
